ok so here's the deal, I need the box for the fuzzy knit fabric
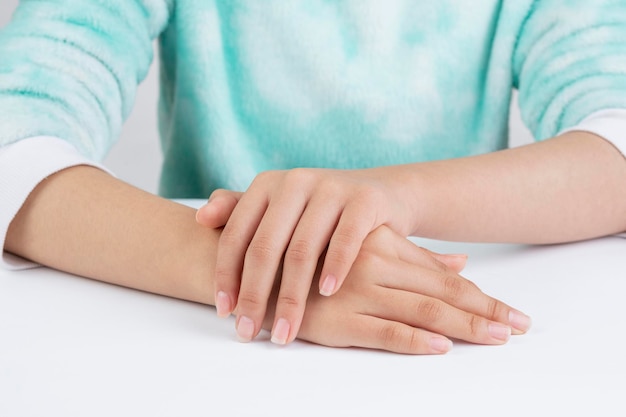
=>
[1,0,626,197]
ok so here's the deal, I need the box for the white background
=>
[0,0,534,194]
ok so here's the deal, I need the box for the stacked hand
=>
[269,226,530,354]
[196,168,531,353]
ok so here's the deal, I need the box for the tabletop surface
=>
[1,201,625,416]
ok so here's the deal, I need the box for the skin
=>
[5,166,527,354]
[196,131,626,345]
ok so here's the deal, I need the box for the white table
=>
[1,203,625,416]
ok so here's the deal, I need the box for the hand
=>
[259,226,531,353]
[196,168,444,344]
[197,188,468,270]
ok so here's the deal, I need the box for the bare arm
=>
[5,166,217,305]
[402,131,626,243]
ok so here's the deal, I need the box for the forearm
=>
[5,166,217,305]
[395,131,626,243]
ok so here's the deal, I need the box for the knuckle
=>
[237,289,265,311]
[466,314,482,338]
[356,185,383,207]
[442,275,465,303]
[214,265,235,285]
[333,223,361,247]
[485,297,501,321]
[378,323,422,352]
[285,239,314,264]
[378,323,403,349]
[253,170,275,184]
[415,299,443,322]
[405,330,423,353]
[285,168,317,187]
[246,235,277,264]
[276,293,302,310]
[320,176,343,196]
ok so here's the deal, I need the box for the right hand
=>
[197,167,419,347]
[197,188,470,271]
[261,226,531,354]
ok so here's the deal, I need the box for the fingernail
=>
[206,193,218,204]
[195,208,204,223]
[215,291,231,318]
[488,323,511,342]
[236,316,255,342]
[429,337,453,353]
[271,318,291,345]
[509,310,532,332]
[195,204,211,223]
[319,275,337,296]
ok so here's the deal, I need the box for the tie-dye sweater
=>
[1,0,626,197]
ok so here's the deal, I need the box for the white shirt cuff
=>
[0,137,111,270]
[560,109,626,158]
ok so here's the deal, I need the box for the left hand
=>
[196,167,421,344]
[260,225,530,353]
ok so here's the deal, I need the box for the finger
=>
[196,190,243,228]
[271,198,342,345]
[326,314,453,355]
[391,236,466,274]
[391,235,454,273]
[427,252,468,273]
[235,188,308,342]
[376,250,531,335]
[213,187,269,319]
[319,202,378,296]
[369,287,513,345]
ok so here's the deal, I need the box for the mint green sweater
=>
[1,0,626,197]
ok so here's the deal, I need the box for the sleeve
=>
[513,0,626,141]
[0,137,112,270]
[0,0,173,160]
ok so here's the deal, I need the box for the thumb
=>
[195,189,244,228]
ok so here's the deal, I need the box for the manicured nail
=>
[319,275,337,296]
[215,291,231,318]
[195,204,211,224]
[236,316,255,343]
[488,323,511,342]
[508,310,532,332]
[429,337,453,354]
[271,318,291,345]
[195,208,204,223]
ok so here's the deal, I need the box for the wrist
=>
[370,164,432,237]
[176,207,220,306]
